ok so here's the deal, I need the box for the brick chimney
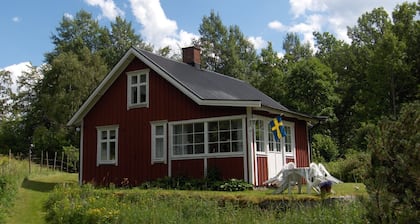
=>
[182,46,201,69]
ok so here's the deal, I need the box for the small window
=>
[284,126,293,154]
[255,120,265,152]
[97,126,119,165]
[127,69,149,108]
[151,122,167,163]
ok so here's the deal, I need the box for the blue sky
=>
[0,0,413,79]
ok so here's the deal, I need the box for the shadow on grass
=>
[21,177,59,192]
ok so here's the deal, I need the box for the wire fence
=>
[4,149,79,174]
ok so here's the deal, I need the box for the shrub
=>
[364,102,420,223]
[324,150,370,183]
[312,134,339,162]
[219,179,253,191]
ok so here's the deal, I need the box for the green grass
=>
[5,172,78,224]
[43,183,368,224]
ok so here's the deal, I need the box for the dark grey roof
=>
[136,48,290,112]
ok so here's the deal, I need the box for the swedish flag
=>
[270,116,287,141]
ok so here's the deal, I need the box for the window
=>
[268,124,281,152]
[284,126,293,154]
[173,122,205,156]
[208,119,243,153]
[170,117,244,157]
[127,69,149,108]
[151,122,167,163]
[255,120,265,152]
[97,126,118,165]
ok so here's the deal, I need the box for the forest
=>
[0,1,419,222]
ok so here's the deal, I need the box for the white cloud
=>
[85,0,124,20]
[286,0,413,46]
[12,17,21,23]
[129,0,198,53]
[64,13,73,20]
[248,36,267,50]
[268,20,287,32]
[2,62,31,93]
[289,0,327,18]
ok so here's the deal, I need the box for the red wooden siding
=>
[293,120,309,167]
[257,156,268,186]
[82,58,246,186]
[171,159,204,179]
[207,157,244,180]
[286,157,295,164]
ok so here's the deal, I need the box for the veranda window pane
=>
[219,120,229,130]
[173,146,182,155]
[208,121,218,132]
[232,142,242,152]
[231,119,242,129]
[220,142,230,152]
[194,123,204,132]
[184,124,193,133]
[219,131,230,141]
[173,125,182,134]
[208,132,218,142]
[195,144,204,154]
[209,143,218,153]
[195,133,204,143]
[231,130,241,140]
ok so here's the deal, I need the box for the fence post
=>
[29,144,33,174]
[40,150,43,172]
[54,151,57,171]
[46,151,49,171]
[61,152,64,172]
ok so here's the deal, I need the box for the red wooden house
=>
[68,46,322,186]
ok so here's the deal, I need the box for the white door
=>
[267,138,285,178]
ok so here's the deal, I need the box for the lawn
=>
[5,172,78,224]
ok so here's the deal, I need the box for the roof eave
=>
[257,106,325,124]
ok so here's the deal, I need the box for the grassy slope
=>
[5,173,78,224]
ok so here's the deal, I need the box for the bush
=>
[324,151,370,183]
[312,134,339,162]
[364,102,420,223]
[219,179,253,191]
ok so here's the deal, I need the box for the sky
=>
[0,0,415,90]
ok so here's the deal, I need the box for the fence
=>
[5,149,79,174]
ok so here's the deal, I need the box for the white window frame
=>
[151,121,167,164]
[127,69,149,109]
[254,116,295,156]
[96,125,119,166]
[169,115,246,159]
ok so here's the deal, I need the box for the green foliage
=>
[219,179,253,191]
[0,157,29,223]
[312,134,339,162]
[325,151,370,183]
[198,10,258,80]
[45,184,366,224]
[364,101,420,223]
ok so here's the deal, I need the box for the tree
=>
[284,57,339,119]
[282,32,312,63]
[253,42,287,102]
[365,101,420,223]
[198,11,258,80]
[46,10,111,66]
[106,16,153,66]
[0,70,13,121]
